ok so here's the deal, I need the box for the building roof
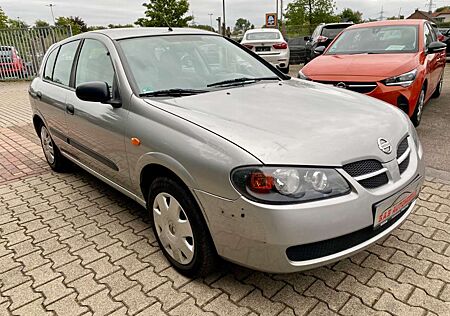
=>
[406,9,437,22]
[433,9,450,17]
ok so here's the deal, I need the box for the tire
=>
[148,177,218,277]
[411,86,426,127]
[281,64,290,74]
[432,75,443,99]
[39,125,71,172]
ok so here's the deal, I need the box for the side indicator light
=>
[131,137,141,146]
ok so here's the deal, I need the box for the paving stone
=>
[26,262,61,288]
[169,297,214,316]
[389,250,432,275]
[99,270,136,297]
[85,256,120,280]
[11,297,53,316]
[211,274,254,302]
[35,276,74,306]
[243,273,285,298]
[81,288,123,315]
[239,289,284,316]
[69,273,106,300]
[340,297,390,316]
[2,280,42,311]
[367,272,414,301]
[148,281,189,311]
[336,275,382,306]
[45,292,88,316]
[272,274,316,294]
[333,259,375,284]
[0,266,31,291]
[204,293,250,316]
[304,280,350,312]
[408,288,450,315]
[398,268,444,297]
[272,285,318,316]
[114,285,155,315]
[374,292,425,316]
[417,247,450,270]
[136,302,167,316]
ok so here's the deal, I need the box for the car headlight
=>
[231,166,351,204]
[298,69,311,81]
[383,69,417,87]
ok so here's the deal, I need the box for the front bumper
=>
[195,139,424,273]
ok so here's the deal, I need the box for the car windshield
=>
[326,25,419,55]
[0,48,12,57]
[246,32,280,40]
[322,26,349,38]
[119,35,278,95]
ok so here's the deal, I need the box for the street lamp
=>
[208,13,213,30]
[222,0,226,36]
[46,4,56,25]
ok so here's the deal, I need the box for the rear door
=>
[32,40,80,151]
[65,37,131,189]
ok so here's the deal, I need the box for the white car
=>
[241,29,290,74]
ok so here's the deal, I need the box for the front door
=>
[66,38,131,189]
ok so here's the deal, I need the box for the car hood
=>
[145,80,409,166]
[303,53,419,80]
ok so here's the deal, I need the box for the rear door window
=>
[43,48,59,81]
[322,26,348,38]
[52,40,80,86]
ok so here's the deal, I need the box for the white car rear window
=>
[246,32,280,41]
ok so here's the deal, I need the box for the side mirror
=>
[314,46,326,55]
[304,36,311,41]
[427,41,447,54]
[76,81,111,103]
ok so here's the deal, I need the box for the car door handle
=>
[36,91,42,99]
[66,104,75,115]
[29,90,42,99]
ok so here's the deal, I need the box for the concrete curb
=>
[426,166,450,183]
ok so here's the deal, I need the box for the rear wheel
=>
[411,87,426,127]
[148,177,218,277]
[39,125,71,172]
[432,75,443,98]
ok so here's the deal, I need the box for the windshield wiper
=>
[139,88,208,97]
[207,76,280,88]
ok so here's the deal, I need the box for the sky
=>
[0,0,446,28]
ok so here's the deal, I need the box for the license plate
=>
[373,177,422,228]
[256,47,270,52]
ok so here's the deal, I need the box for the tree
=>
[0,7,8,29]
[338,8,362,23]
[135,0,193,27]
[55,16,87,34]
[8,18,29,29]
[35,19,50,28]
[234,18,252,33]
[107,23,134,29]
[285,0,337,33]
[435,6,450,13]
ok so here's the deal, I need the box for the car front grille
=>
[342,136,411,189]
[286,206,409,261]
[316,81,378,94]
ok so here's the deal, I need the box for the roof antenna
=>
[161,14,173,31]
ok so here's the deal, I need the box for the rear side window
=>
[53,40,80,86]
[43,48,58,81]
[75,39,115,88]
[322,26,348,38]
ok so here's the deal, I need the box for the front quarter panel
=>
[126,95,261,201]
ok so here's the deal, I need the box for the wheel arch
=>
[32,114,45,138]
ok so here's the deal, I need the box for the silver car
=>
[29,28,424,277]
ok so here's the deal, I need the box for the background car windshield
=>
[322,26,348,38]
[246,32,280,40]
[119,35,276,94]
[327,25,419,55]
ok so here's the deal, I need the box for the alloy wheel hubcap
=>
[40,127,55,164]
[153,193,194,265]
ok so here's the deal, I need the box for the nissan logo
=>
[378,138,392,154]
[336,82,347,89]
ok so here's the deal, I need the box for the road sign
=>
[265,13,277,28]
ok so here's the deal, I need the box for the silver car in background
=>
[241,28,290,74]
[29,28,424,277]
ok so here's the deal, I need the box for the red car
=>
[0,46,27,79]
[299,20,447,126]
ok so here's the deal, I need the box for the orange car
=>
[299,20,447,126]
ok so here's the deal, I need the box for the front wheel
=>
[411,87,426,127]
[148,177,218,277]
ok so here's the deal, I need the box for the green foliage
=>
[87,25,107,31]
[338,8,362,23]
[107,23,134,29]
[0,7,8,29]
[55,16,87,35]
[135,0,193,27]
[234,18,252,33]
[387,16,400,20]
[285,0,337,33]
[34,20,50,28]
[8,19,29,29]
[435,6,450,13]
[191,24,215,32]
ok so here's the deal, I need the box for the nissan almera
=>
[29,28,424,277]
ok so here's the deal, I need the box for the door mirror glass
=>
[76,81,110,103]
[427,41,447,54]
[314,46,326,55]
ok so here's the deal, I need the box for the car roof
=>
[91,27,217,40]
[348,19,424,30]
[245,28,281,34]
